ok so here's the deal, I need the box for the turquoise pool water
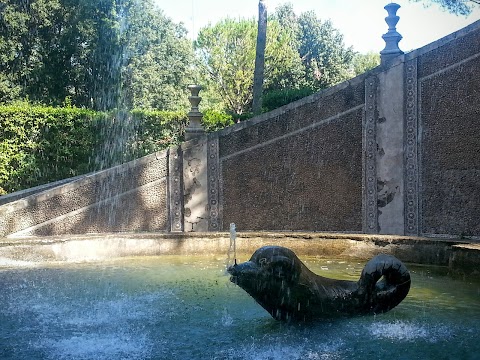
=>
[0,255,479,359]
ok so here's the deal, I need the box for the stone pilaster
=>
[207,134,221,231]
[376,60,406,234]
[182,137,209,232]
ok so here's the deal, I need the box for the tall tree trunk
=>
[252,0,267,115]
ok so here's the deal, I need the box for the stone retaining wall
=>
[1,20,479,238]
[0,151,171,236]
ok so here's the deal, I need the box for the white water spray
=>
[226,223,237,268]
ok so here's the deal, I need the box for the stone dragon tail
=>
[356,254,411,314]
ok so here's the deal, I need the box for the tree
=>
[122,2,194,110]
[252,0,267,115]
[0,0,63,104]
[410,0,479,15]
[0,0,127,108]
[351,52,381,76]
[196,4,355,116]
[195,18,303,115]
[0,0,193,111]
[297,11,354,90]
[195,19,256,115]
[273,5,354,91]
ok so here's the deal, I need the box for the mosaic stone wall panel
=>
[1,152,169,236]
[21,180,169,236]
[419,55,480,236]
[417,26,480,79]
[207,135,221,231]
[168,147,184,232]
[221,108,363,232]
[219,81,365,159]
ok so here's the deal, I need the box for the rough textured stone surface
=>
[417,25,480,78]
[221,109,363,232]
[182,139,209,232]
[25,180,169,236]
[419,56,480,236]
[1,152,169,236]
[219,82,365,159]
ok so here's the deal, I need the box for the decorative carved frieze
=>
[364,76,378,233]
[168,146,184,232]
[207,135,221,231]
[404,59,419,235]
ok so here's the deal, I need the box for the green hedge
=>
[0,103,100,194]
[262,87,315,112]
[202,109,234,131]
[0,104,187,194]
[130,109,187,156]
[0,103,234,195]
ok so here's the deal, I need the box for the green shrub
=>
[0,102,99,193]
[0,104,192,194]
[262,87,315,112]
[0,103,236,195]
[201,109,234,132]
[130,109,188,156]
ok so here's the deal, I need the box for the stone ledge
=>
[449,243,480,276]
[1,232,478,277]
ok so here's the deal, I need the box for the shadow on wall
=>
[0,151,170,237]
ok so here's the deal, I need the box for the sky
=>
[153,0,480,53]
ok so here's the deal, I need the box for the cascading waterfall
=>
[90,1,141,228]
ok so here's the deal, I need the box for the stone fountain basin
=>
[1,232,479,359]
[0,232,478,276]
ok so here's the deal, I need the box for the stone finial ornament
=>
[185,84,205,140]
[380,2,404,64]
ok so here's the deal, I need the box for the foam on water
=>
[215,338,346,360]
[366,320,453,343]
[40,332,151,360]
[2,280,177,359]
[1,255,479,359]
[27,292,169,359]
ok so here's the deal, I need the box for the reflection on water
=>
[0,255,479,359]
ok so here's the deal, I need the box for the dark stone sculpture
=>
[227,246,411,321]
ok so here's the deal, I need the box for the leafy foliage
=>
[274,4,355,91]
[122,1,194,110]
[0,102,189,194]
[195,19,257,115]
[196,5,356,116]
[0,102,99,193]
[0,0,193,111]
[410,0,478,15]
[201,109,235,132]
[195,17,305,116]
[129,109,187,153]
[262,87,315,112]
[351,52,381,76]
